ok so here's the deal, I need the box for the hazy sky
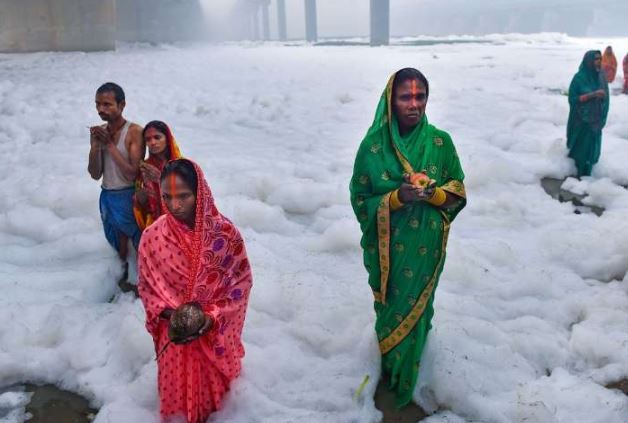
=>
[202,0,628,39]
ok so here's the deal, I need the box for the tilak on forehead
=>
[411,79,418,96]
[169,173,177,198]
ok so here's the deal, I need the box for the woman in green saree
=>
[350,68,466,408]
[567,50,610,177]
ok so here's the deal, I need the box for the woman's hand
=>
[581,90,606,102]
[140,162,161,183]
[398,182,419,203]
[399,174,438,203]
[136,187,148,206]
[419,180,438,200]
[197,314,213,336]
[160,307,174,320]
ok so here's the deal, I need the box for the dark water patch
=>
[606,379,628,396]
[312,39,493,47]
[541,177,604,217]
[533,87,568,96]
[396,39,492,47]
[24,384,97,423]
[314,40,369,47]
[375,377,428,422]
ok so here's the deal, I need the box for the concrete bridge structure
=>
[242,0,391,45]
[0,0,392,53]
[0,0,116,52]
[0,0,205,53]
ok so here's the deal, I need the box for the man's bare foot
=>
[116,261,138,297]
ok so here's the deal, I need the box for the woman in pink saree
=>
[138,158,252,423]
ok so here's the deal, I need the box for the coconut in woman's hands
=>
[168,302,209,344]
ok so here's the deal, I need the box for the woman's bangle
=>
[390,189,404,211]
[427,187,447,207]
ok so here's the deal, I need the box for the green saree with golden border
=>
[350,73,466,407]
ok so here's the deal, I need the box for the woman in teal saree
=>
[350,68,466,408]
[567,50,610,177]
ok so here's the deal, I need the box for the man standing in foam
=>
[88,82,144,273]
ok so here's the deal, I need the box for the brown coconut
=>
[168,302,206,343]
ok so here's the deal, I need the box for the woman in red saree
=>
[133,121,182,231]
[138,158,252,423]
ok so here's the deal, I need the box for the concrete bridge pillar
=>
[261,0,270,40]
[277,0,287,41]
[370,0,390,46]
[0,0,116,52]
[116,0,205,43]
[304,0,317,42]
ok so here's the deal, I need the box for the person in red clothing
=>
[133,120,182,231]
[138,159,252,423]
[601,46,617,83]
[623,52,628,94]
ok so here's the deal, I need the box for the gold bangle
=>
[427,187,447,207]
[390,189,404,211]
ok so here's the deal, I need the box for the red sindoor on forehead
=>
[169,173,177,197]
